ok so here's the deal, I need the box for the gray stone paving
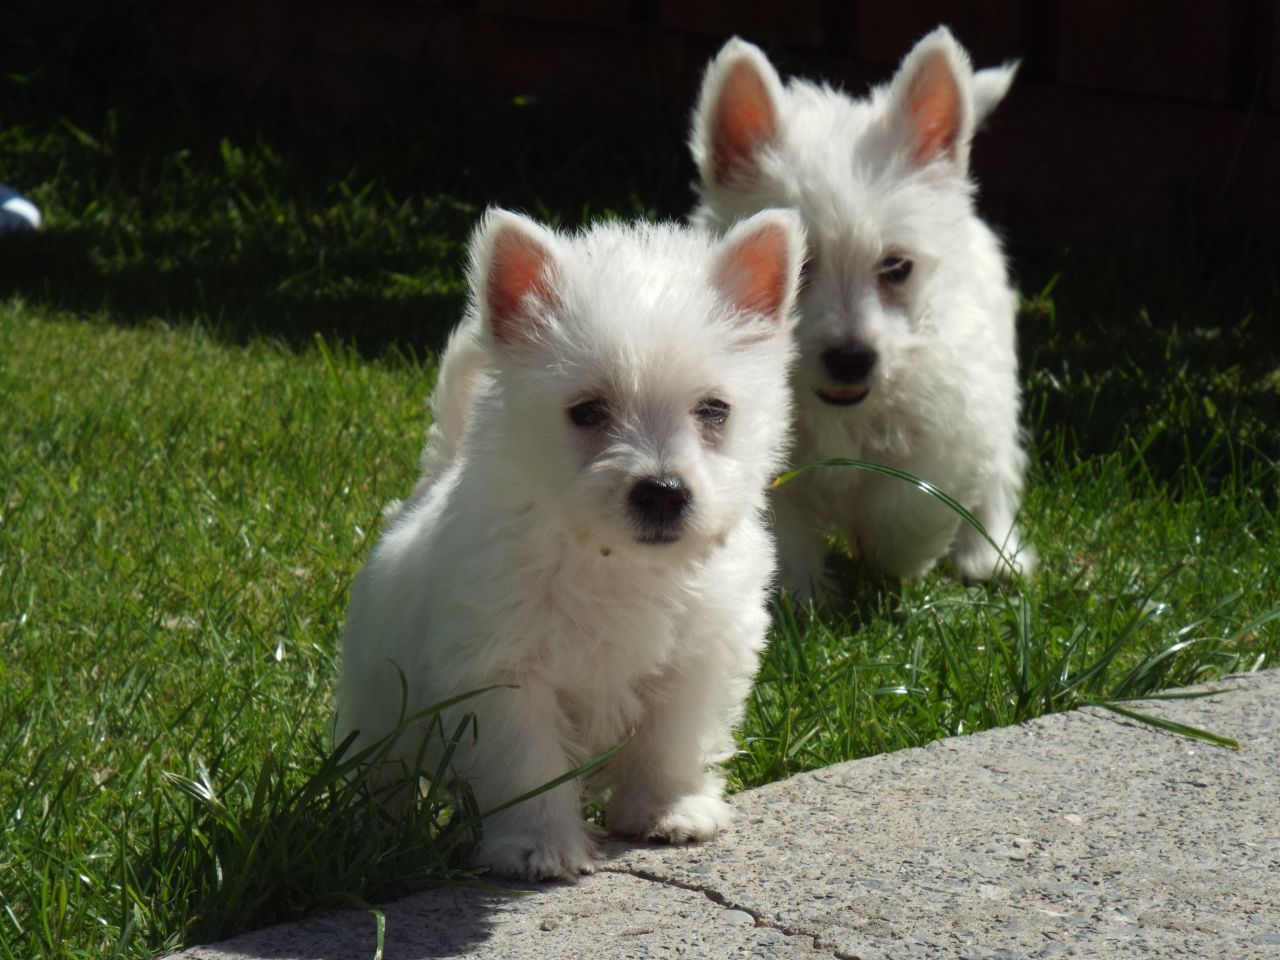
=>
[175,671,1280,959]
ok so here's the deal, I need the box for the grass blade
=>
[1089,701,1240,750]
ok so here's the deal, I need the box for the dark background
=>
[3,0,1279,249]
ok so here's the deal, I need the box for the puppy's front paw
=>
[474,823,599,881]
[610,792,734,844]
[650,793,734,843]
[952,534,1035,583]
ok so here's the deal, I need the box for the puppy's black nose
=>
[628,475,691,538]
[822,343,877,383]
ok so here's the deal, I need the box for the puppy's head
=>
[690,28,1016,416]
[468,209,803,558]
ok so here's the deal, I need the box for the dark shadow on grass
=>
[1014,244,1280,491]
[0,97,695,359]
[0,228,466,356]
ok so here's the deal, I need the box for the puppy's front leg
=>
[950,463,1035,582]
[463,679,598,880]
[771,488,830,603]
[605,649,749,844]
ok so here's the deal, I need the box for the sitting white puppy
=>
[337,208,804,880]
[690,27,1034,598]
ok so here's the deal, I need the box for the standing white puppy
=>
[690,27,1034,598]
[338,208,804,880]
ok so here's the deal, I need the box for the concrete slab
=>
[176,671,1280,960]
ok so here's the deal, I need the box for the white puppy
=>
[690,27,1034,599]
[337,208,804,880]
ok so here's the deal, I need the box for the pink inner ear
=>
[487,225,555,344]
[907,50,962,164]
[711,59,777,186]
[716,222,789,320]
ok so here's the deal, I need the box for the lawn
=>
[2,107,1278,959]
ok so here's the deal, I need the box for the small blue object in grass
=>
[1,183,42,232]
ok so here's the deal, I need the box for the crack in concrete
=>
[808,772,867,792]
[598,864,860,960]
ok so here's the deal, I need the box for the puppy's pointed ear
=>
[691,38,784,190]
[472,209,559,347]
[712,209,805,328]
[885,26,977,171]
[973,61,1018,127]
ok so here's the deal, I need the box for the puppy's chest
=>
[787,408,918,506]
[794,397,928,468]
[513,556,693,688]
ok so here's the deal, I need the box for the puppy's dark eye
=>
[568,399,609,428]
[877,255,913,286]
[694,397,730,427]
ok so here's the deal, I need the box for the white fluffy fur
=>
[690,27,1034,598]
[338,209,804,880]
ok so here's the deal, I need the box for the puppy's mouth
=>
[815,385,870,407]
[634,529,682,546]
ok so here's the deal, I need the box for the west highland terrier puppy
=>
[337,207,804,880]
[690,27,1034,599]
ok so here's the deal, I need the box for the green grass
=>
[2,109,1278,960]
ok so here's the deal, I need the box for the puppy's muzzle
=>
[628,475,691,544]
[817,342,876,406]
